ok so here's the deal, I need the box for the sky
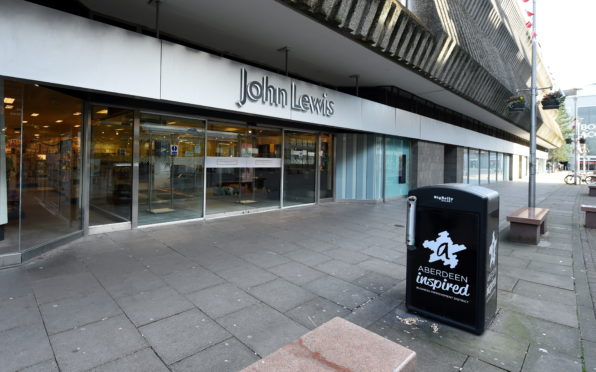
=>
[529,0,596,92]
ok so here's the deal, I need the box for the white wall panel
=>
[0,0,161,98]
[361,100,395,133]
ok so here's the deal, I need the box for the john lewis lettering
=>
[236,68,334,117]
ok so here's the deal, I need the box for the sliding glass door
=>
[284,131,317,206]
[138,113,205,225]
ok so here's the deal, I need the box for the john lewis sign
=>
[236,68,335,117]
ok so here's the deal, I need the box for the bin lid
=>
[412,183,498,200]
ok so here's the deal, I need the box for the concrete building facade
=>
[0,0,562,266]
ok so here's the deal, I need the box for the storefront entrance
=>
[138,113,205,225]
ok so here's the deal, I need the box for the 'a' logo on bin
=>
[423,231,467,269]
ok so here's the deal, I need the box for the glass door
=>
[319,134,334,199]
[284,131,316,206]
[205,123,281,216]
[138,113,205,225]
[89,107,133,227]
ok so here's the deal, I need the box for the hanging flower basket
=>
[506,96,526,112]
[541,90,565,110]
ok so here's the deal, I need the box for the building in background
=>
[566,93,596,171]
[0,0,563,266]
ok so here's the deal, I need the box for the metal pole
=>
[528,0,537,207]
[575,96,580,183]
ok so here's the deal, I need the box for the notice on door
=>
[170,144,178,156]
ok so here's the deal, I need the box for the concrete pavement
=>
[0,172,594,372]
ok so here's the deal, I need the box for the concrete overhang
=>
[78,0,555,148]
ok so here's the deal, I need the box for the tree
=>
[548,103,573,164]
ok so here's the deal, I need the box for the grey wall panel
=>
[0,0,161,99]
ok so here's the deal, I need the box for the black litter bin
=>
[405,184,499,334]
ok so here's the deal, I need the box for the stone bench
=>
[506,207,549,245]
[589,185,596,196]
[581,205,596,228]
[241,317,416,372]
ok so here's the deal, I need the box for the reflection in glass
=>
[463,148,468,183]
[504,155,510,180]
[497,153,504,181]
[139,113,205,225]
[206,123,281,215]
[320,134,333,199]
[489,152,497,183]
[479,150,489,184]
[0,80,23,254]
[284,131,316,206]
[469,149,479,185]
[89,107,133,225]
[19,83,82,250]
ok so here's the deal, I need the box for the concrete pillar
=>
[410,140,444,189]
[444,145,464,183]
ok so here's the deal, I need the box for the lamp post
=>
[529,0,537,207]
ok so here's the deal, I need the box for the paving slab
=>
[116,286,194,327]
[351,271,399,294]
[218,263,278,290]
[521,345,582,372]
[162,267,224,294]
[267,261,325,285]
[512,280,576,306]
[461,357,507,372]
[285,297,351,330]
[171,337,259,372]
[0,322,54,372]
[216,303,309,357]
[497,290,578,328]
[19,359,60,372]
[50,314,146,372]
[491,308,581,358]
[90,348,169,372]
[248,278,315,313]
[356,258,407,280]
[284,250,332,267]
[305,275,376,310]
[39,290,122,335]
[314,259,367,282]
[368,320,468,372]
[140,308,231,365]
[186,283,258,319]
[98,268,168,299]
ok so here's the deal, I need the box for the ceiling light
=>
[34,133,40,137]
[74,125,80,128]
[34,84,39,87]
[4,105,13,109]
[96,109,108,114]
[30,113,39,117]
[73,112,81,116]
[55,120,63,123]
[43,125,49,128]
[167,121,176,125]
[3,97,15,104]
[22,120,28,124]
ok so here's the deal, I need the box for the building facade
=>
[0,0,562,267]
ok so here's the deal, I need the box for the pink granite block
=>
[241,317,416,372]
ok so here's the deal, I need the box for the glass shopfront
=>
[0,77,336,262]
[1,79,83,255]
